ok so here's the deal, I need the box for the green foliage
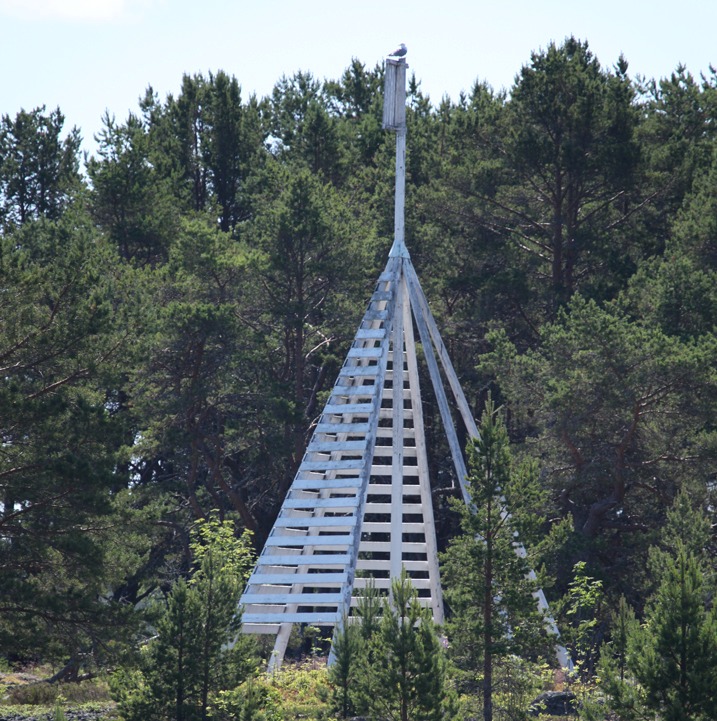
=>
[424,36,643,340]
[481,294,717,600]
[138,70,268,232]
[190,516,255,583]
[595,495,717,721]
[648,489,713,579]
[608,596,638,683]
[212,675,284,721]
[627,548,717,721]
[111,518,256,721]
[52,700,66,721]
[269,663,333,720]
[620,251,717,340]
[553,562,606,676]
[499,660,553,721]
[3,44,717,709]
[638,65,717,236]
[336,572,452,721]
[442,399,553,721]
[212,662,336,721]
[0,106,81,230]
[88,110,178,266]
[0,206,146,664]
[242,163,377,499]
[327,619,360,718]
[125,215,275,533]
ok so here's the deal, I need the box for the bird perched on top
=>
[388,43,407,58]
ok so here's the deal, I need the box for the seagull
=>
[388,43,407,58]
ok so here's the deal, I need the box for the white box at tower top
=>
[382,58,407,130]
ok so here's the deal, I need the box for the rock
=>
[530,690,578,716]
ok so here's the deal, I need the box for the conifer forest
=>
[1,37,717,721]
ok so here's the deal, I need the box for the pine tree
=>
[327,617,360,719]
[441,398,551,721]
[0,205,145,666]
[598,493,717,721]
[113,518,256,721]
[630,545,717,721]
[592,598,643,721]
[0,106,81,229]
[349,571,451,721]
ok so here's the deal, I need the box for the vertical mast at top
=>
[383,57,409,258]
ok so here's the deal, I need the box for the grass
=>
[2,678,112,706]
[0,666,116,721]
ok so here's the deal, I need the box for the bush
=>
[212,676,283,721]
[271,662,333,720]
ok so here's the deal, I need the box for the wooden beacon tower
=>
[239,54,570,671]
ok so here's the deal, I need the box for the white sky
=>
[2,0,716,155]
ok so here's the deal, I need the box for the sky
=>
[2,0,717,156]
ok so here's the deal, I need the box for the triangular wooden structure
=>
[239,56,570,671]
[240,236,466,664]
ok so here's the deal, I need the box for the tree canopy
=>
[1,40,716,720]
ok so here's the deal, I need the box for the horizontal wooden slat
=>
[274,516,356,528]
[347,347,383,358]
[379,408,413,420]
[369,465,420,476]
[240,623,281,634]
[372,446,417,457]
[350,596,433,608]
[275,528,311,537]
[315,422,370,433]
[330,386,377,397]
[362,502,423,513]
[366,484,420,495]
[337,365,379,378]
[376,427,414,438]
[292,478,363,490]
[283,498,359,509]
[355,329,386,339]
[358,541,426,553]
[242,593,343,605]
[306,440,368,452]
[357,559,429,571]
[380,389,412,400]
[301,460,364,471]
[242,613,339,625]
[354,577,432,589]
[245,572,347,585]
[265,534,354,547]
[359,521,426,533]
[257,554,350,566]
[323,403,373,415]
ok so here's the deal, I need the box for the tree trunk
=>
[176,618,185,721]
[200,576,213,721]
[484,532,493,721]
